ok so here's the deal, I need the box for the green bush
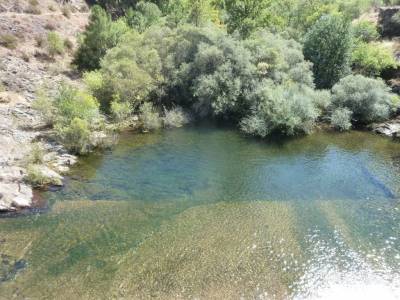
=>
[351,42,397,77]
[55,118,92,154]
[240,83,321,137]
[125,1,162,32]
[331,75,398,124]
[110,99,132,122]
[33,84,105,155]
[330,107,352,131]
[163,106,189,128]
[352,20,379,43]
[304,15,352,89]
[32,88,56,125]
[25,164,62,187]
[47,31,64,57]
[28,143,45,164]
[54,84,100,125]
[139,102,161,131]
[0,34,18,49]
[73,5,130,71]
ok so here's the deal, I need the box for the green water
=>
[1,127,400,299]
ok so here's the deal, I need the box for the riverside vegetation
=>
[31,0,400,157]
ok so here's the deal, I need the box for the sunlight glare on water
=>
[293,230,400,300]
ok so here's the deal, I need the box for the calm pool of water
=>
[1,127,400,299]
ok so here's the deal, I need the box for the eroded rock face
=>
[378,6,400,38]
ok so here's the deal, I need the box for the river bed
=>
[1,127,400,299]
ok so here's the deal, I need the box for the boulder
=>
[0,182,32,211]
[378,6,400,38]
[372,118,400,137]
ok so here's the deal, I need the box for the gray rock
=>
[372,118,400,137]
[378,6,400,38]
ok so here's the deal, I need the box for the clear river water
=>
[1,126,400,299]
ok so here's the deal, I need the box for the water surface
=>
[1,127,400,299]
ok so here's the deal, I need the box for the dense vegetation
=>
[33,0,400,153]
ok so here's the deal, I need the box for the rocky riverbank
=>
[0,0,88,212]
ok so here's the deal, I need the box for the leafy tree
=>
[125,1,162,32]
[304,14,352,89]
[73,5,130,71]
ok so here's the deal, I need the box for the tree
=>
[73,5,129,71]
[125,1,162,32]
[303,14,352,89]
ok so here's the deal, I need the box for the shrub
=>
[25,5,41,14]
[352,20,379,43]
[48,5,56,12]
[240,83,321,137]
[44,22,56,31]
[330,107,352,131]
[28,143,45,164]
[29,0,38,6]
[125,2,162,32]
[55,118,92,154]
[163,106,189,128]
[0,34,18,49]
[35,35,45,48]
[139,102,161,131]
[73,5,130,71]
[62,6,72,18]
[64,38,74,51]
[25,164,61,187]
[54,84,100,125]
[304,15,352,89]
[47,31,64,57]
[21,52,30,62]
[110,99,132,122]
[331,75,398,124]
[351,42,397,77]
[32,88,56,125]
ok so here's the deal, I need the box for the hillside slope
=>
[0,0,88,211]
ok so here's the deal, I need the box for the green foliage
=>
[139,102,162,131]
[331,75,398,124]
[125,1,162,32]
[163,106,189,128]
[73,5,130,71]
[0,34,18,49]
[54,84,100,125]
[28,143,45,164]
[33,84,104,154]
[240,83,321,137]
[33,88,56,125]
[25,164,62,187]
[55,117,92,154]
[330,107,352,131]
[304,15,352,89]
[110,99,132,122]
[47,31,64,57]
[352,20,379,43]
[351,42,397,77]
